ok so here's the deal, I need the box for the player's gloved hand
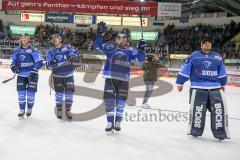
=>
[10,65,20,74]
[137,39,147,51]
[67,54,78,62]
[47,60,58,68]
[97,21,107,35]
[29,68,38,82]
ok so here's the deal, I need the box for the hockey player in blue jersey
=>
[10,33,43,118]
[176,39,230,140]
[46,34,79,120]
[95,22,146,133]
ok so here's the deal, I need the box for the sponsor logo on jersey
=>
[26,49,32,53]
[21,62,34,67]
[203,61,212,68]
[201,70,218,76]
[61,47,68,52]
[114,60,130,67]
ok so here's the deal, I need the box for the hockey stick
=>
[2,74,16,84]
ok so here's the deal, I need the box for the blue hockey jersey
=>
[94,34,145,81]
[176,51,227,89]
[46,45,79,77]
[11,45,43,77]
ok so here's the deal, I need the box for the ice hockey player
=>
[94,22,146,133]
[46,34,79,120]
[176,39,230,140]
[10,33,43,118]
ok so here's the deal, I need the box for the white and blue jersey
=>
[176,51,227,89]
[46,45,79,77]
[94,34,145,81]
[11,45,43,77]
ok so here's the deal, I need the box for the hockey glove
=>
[97,22,107,35]
[137,39,147,51]
[29,68,38,82]
[10,64,20,74]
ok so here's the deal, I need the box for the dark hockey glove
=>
[97,21,107,35]
[29,68,38,82]
[67,54,78,62]
[47,60,58,68]
[10,65,20,74]
[137,39,147,51]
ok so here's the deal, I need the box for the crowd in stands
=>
[0,20,240,60]
[163,20,240,58]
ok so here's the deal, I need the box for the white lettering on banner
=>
[122,17,148,27]
[157,3,181,17]
[97,16,121,26]
[74,15,93,24]
[202,70,218,76]
[215,103,223,129]
[21,13,45,22]
[194,105,203,128]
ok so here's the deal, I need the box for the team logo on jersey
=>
[55,55,63,62]
[26,49,32,53]
[19,55,26,61]
[203,61,212,68]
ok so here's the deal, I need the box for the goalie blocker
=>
[188,88,230,140]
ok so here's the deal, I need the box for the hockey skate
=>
[18,110,25,119]
[141,103,151,109]
[56,107,63,119]
[65,109,73,120]
[114,121,121,132]
[26,109,32,117]
[105,122,114,135]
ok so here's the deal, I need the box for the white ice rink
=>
[0,68,239,160]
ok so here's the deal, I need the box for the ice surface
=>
[0,68,239,160]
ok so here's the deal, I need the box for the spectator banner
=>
[10,25,36,35]
[46,13,70,23]
[74,15,93,25]
[225,59,240,64]
[189,12,227,19]
[122,17,148,27]
[21,13,45,22]
[130,32,158,41]
[97,16,121,26]
[157,3,181,17]
[170,54,189,60]
[3,0,158,16]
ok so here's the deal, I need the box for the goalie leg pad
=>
[188,89,208,137]
[209,89,230,140]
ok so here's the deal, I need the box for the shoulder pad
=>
[103,42,117,52]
